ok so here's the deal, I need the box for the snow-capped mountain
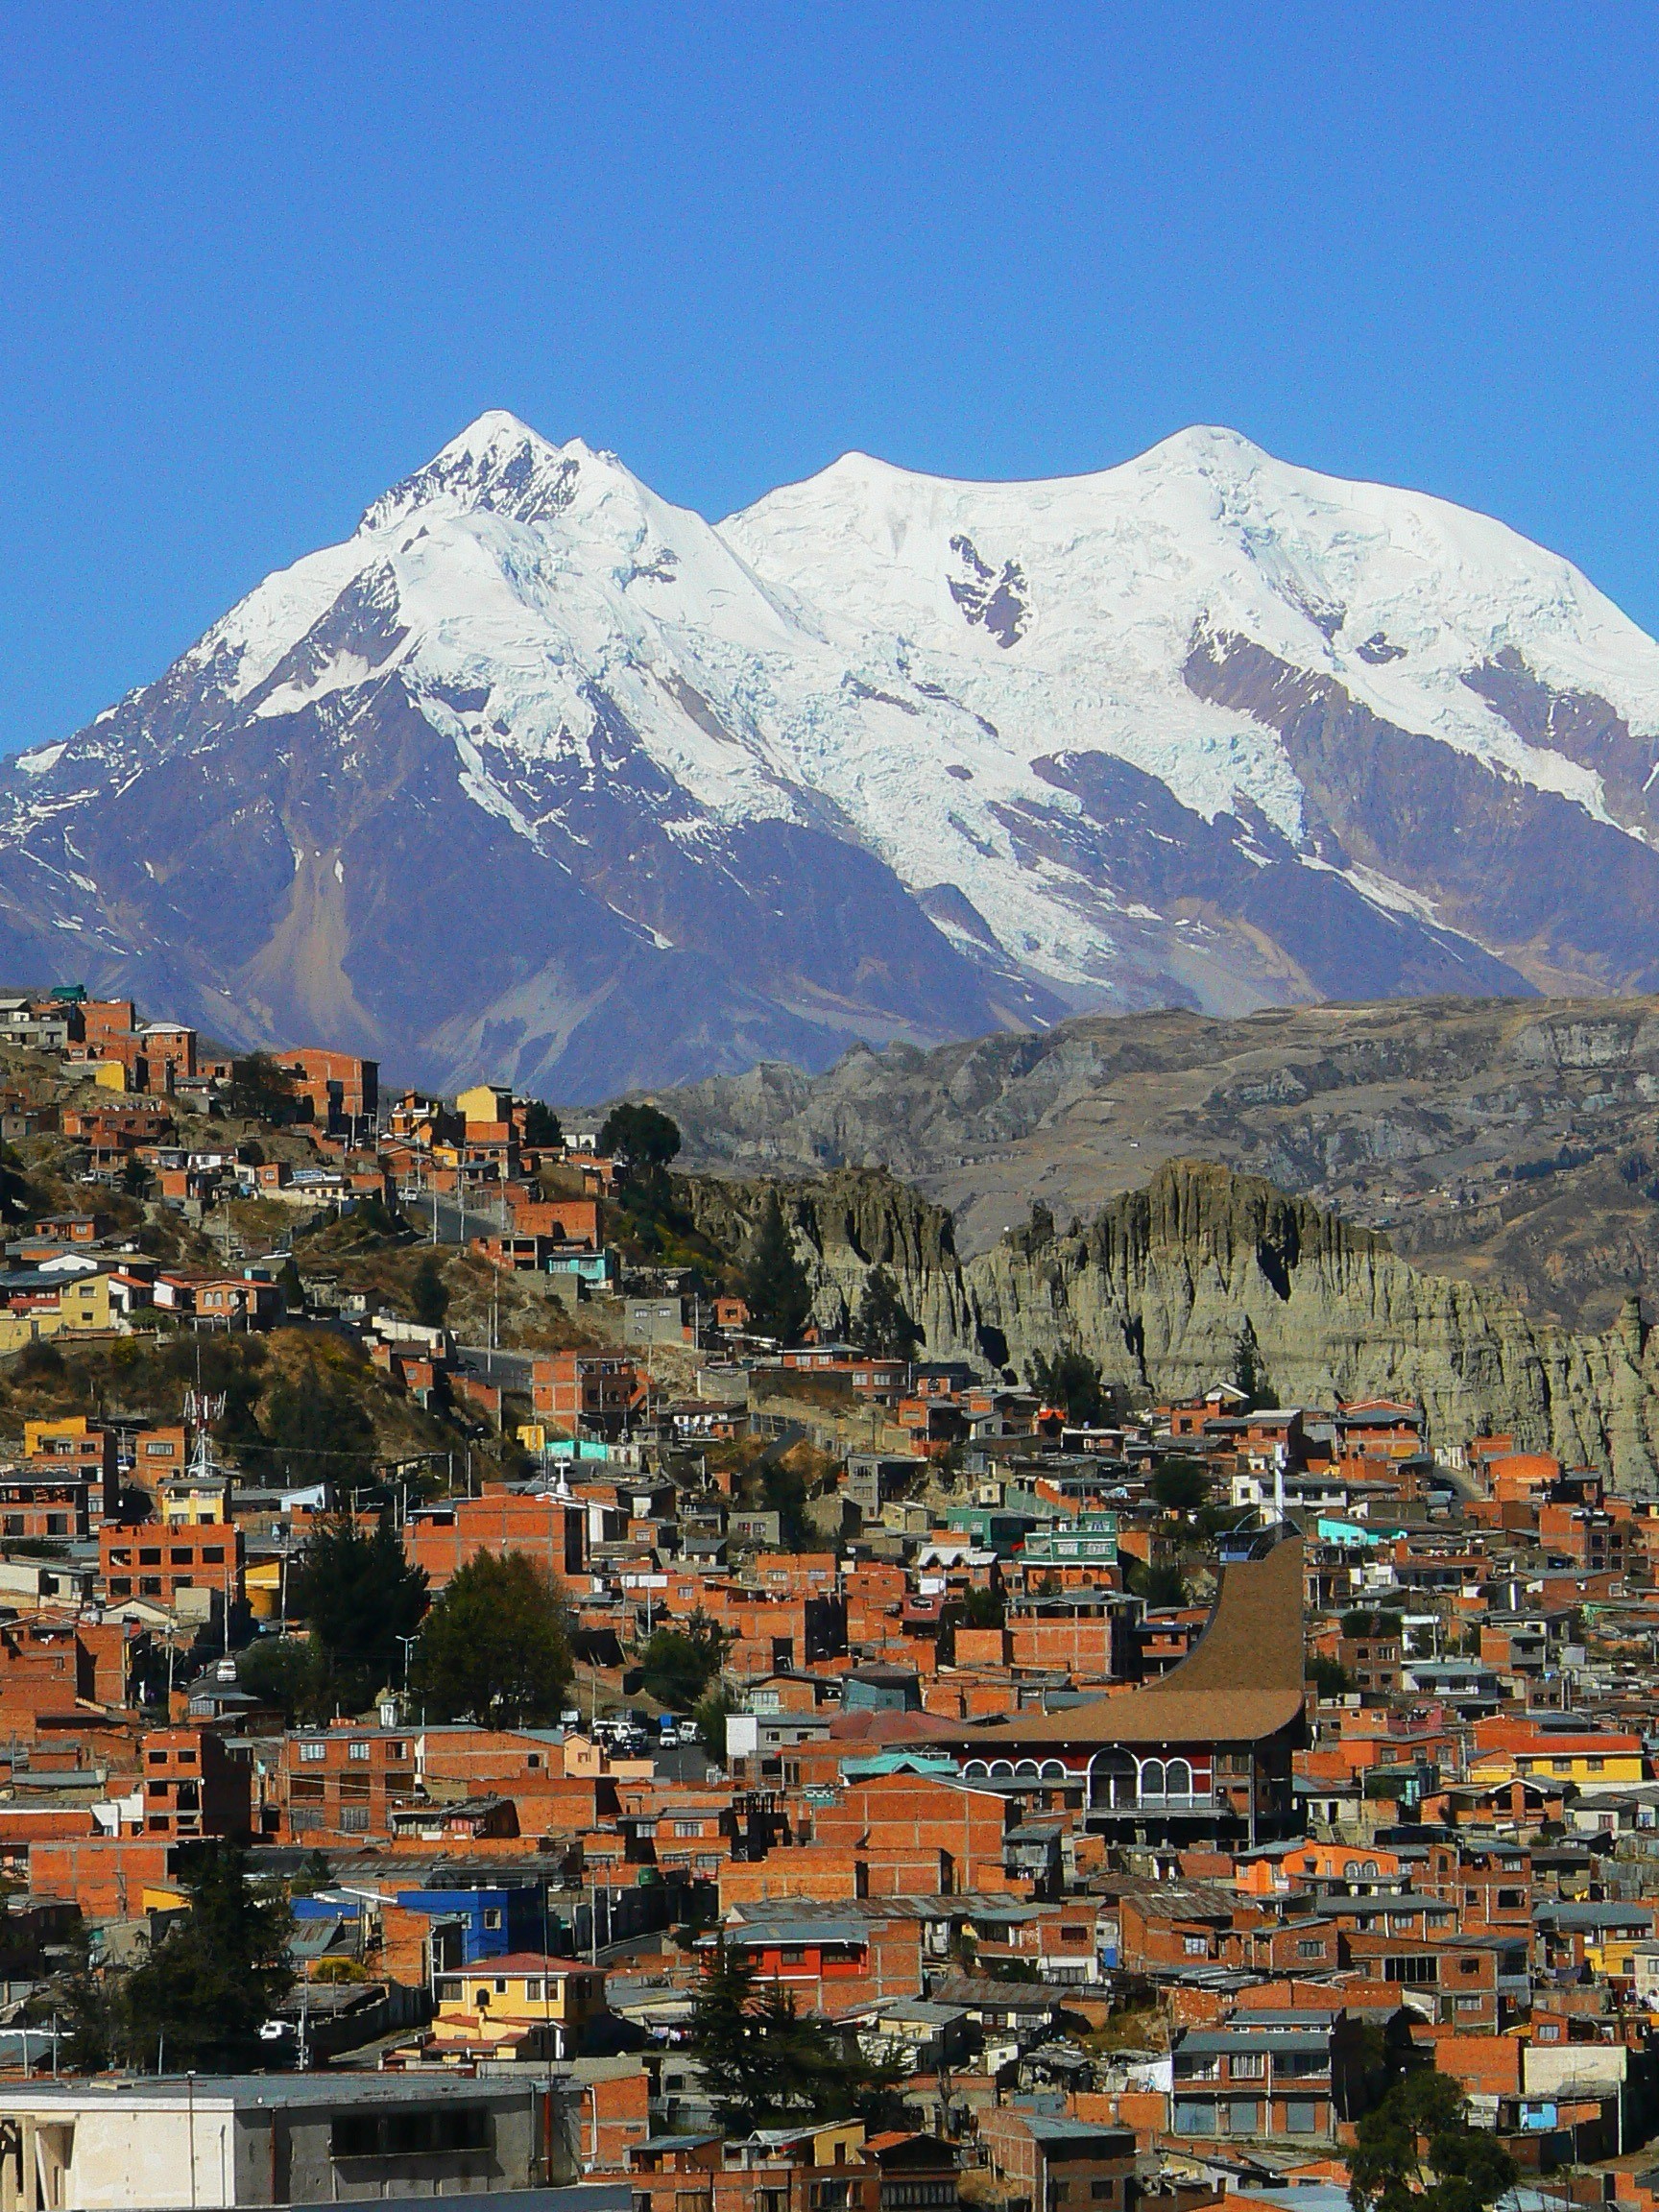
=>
[7,409,1659,1097]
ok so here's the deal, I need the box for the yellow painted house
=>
[0,1272,113,1354]
[430,1952,606,2060]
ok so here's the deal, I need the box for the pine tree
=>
[289,1512,428,1711]
[119,1842,293,2072]
[410,1551,572,1726]
[849,1267,922,1360]
[741,1192,813,1343]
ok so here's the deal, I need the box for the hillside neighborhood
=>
[0,988,1651,2212]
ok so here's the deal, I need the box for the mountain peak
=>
[358,410,593,536]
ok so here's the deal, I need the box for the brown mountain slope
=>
[659,994,1659,1333]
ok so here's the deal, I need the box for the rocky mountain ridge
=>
[693,1159,1659,1496]
[661,992,1659,1335]
[10,415,1659,1092]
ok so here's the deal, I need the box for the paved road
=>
[455,1343,537,1391]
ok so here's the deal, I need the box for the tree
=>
[289,1513,428,1712]
[411,1551,572,1727]
[1310,1654,1352,1699]
[522,1098,563,1148]
[688,1941,900,2133]
[276,1257,305,1317]
[959,1586,1005,1630]
[227,1052,303,1126]
[849,1267,922,1360]
[236,1634,321,1724]
[119,1841,293,2072]
[258,1366,375,1486]
[1027,1347,1107,1427]
[598,1101,681,1175]
[1150,1457,1211,1515]
[1233,1317,1277,1411]
[741,1192,813,1343]
[410,1256,450,1328]
[1131,1560,1189,1608]
[639,1615,727,1711]
[694,1688,733,1761]
[1349,2067,1516,2212]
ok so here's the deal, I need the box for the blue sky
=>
[2,3,1656,751]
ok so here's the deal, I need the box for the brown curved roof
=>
[929,1535,1306,1749]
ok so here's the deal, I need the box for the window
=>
[202,1548,225,1565]
[177,1749,196,1765]
[348,1741,371,1762]
[331,2107,489,2158]
[1183,1936,1207,1957]
[1296,1939,1326,1960]
[1455,1996,1484,2014]
[524,1979,544,2002]
[299,1741,326,1763]
[1587,1757,1605,1773]
[483,1909,503,1931]
[138,1548,161,1566]
[1284,2100,1320,2136]
[339,1806,370,1832]
[1091,2186,1115,2203]
[170,1548,193,1565]
[1230,2052,1266,2080]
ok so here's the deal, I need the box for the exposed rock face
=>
[688,1160,1659,1495]
[660,993,1659,1334]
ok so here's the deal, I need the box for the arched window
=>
[1343,1860,1361,1879]
[990,1760,1014,1778]
[1015,1759,1041,1778]
[1362,1860,1380,1879]
[1140,1759,1167,1801]
[1040,1760,1068,1781]
[1165,1758,1193,1799]
[1089,1749,1138,1810]
[963,1761,989,1779]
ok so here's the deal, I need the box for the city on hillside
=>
[0,986,1646,2212]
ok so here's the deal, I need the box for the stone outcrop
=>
[686,1159,1659,1496]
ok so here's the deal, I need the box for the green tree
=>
[1349,2067,1516,2212]
[410,1551,572,1727]
[258,1365,375,1485]
[227,1052,303,1126]
[1233,1318,1277,1411]
[276,1257,305,1317]
[1130,1559,1189,1608]
[1027,1347,1107,1426]
[694,1688,733,1761]
[236,1634,322,1724]
[1310,1654,1352,1699]
[688,1941,900,2132]
[598,1101,682,1174]
[741,1191,813,1343]
[119,1841,293,2072]
[410,1256,450,1328]
[521,1099,563,1147]
[958,1585,1006,1630]
[289,1513,428,1712]
[1150,1457,1211,1515]
[639,1615,727,1711]
[849,1267,922,1360]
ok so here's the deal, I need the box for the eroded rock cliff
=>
[684,1159,1659,1495]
